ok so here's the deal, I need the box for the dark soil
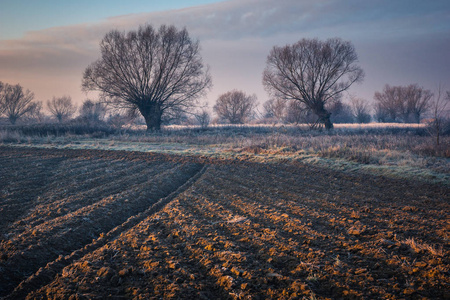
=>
[0,146,448,299]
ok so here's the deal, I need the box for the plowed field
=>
[0,146,449,299]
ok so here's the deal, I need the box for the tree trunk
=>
[312,105,333,130]
[139,103,163,131]
[9,116,17,125]
[414,112,421,124]
[436,120,440,146]
[322,114,333,130]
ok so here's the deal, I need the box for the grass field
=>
[2,123,449,185]
[0,144,449,299]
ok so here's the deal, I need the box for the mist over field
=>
[0,1,449,299]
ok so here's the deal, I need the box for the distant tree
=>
[427,86,450,146]
[263,98,286,122]
[328,98,354,124]
[24,101,45,123]
[195,110,211,128]
[214,90,257,124]
[47,96,77,123]
[82,24,211,131]
[263,38,364,129]
[373,84,432,123]
[373,102,389,123]
[350,97,371,123]
[0,83,35,124]
[373,85,402,122]
[79,99,107,122]
[405,84,433,123]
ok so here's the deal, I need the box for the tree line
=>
[1,24,449,132]
[0,84,124,127]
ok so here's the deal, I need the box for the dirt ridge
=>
[3,165,207,299]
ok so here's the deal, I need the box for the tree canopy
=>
[263,38,364,129]
[214,90,257,124]
[82,24,211,130]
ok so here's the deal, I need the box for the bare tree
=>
[373,85,402,122]
[82,24,211,131]
[263,38,364,129]
[328,98,354,124]
[47,96,77,123]
[23,101,45,123]
[213,90,257,124]
[79,99,107,122]
[374,84,432,123]
[0,83,35,124]
[263,98,286,122]
[350,96,371,123]
[427,86,450,146]
[195,110,211,128]
[374,102,389,123]
[405,84,433,123]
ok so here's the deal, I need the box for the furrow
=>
[9,160,170,232]
[5,164,207,299]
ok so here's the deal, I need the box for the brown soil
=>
[0,146,448,299]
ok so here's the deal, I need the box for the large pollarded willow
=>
[263,38,364,129]
[82,24,211,130]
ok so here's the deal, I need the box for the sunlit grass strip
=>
[1,122,448,185]
[5,136,449,187]
[159,122,428,130]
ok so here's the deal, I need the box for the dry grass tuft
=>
[403,238,445,257]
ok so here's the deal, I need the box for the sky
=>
[0,0,449,113]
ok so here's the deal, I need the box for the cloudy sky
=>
[0,0,449,111]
